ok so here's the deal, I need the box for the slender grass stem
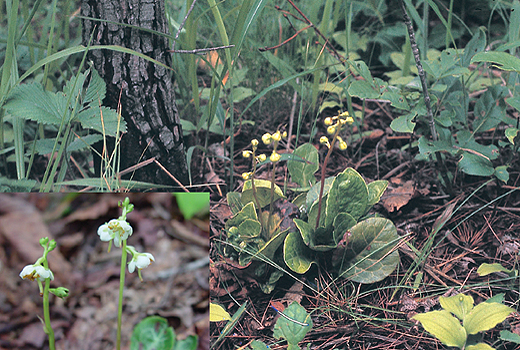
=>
[116,240,127,350]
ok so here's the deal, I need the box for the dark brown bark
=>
[81,0,188,187]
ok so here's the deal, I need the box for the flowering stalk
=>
[97,197,154,350]
[316,112,351,229]
[19,238,68,350]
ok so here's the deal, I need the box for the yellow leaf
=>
[210,303,232,322]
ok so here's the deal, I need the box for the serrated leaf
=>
[439,294,474,320]
[210,303,232,322]
[63,70,89,108]
[4,82,71,125]
[412,310,467,348]
[333,217,399,283]
[76,106,127,135]
[463,302,514,335]
[85,67,107,104]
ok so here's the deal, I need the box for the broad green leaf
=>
[332,212,357,245]
[233,86,255,103]
[174,193,209,220]
[287,143,319,188]
[412,310,466,348]
[494,166,509,184]
[242,179,285,208]
[249,340,270,350]
[4,82,70,125]
[326,168,368,226]
[390,113,416,133]
[463,302,514,335]
[350,60,373,82]
[130,316,175,350]
[458,152,494,177]
[238,219,262,239]
[210,303,232,322]
[348,80,380,99]
[173,335,198,350]
[471,51,520,72]
[500,330,520,344]
[505,127,519,145]
[334,217,400,283]
[381,90,409,110]
[273,302,312,345]
[225,202,258,230]
[76,106,126,136]
[252,227,290,262]
[457,130,499,160]
[462,27,487,67]
[465,343,496,350]
[439,294,474,320]
[306,176,334,211]
[366,180,388,207]
[227,192,243,215]
[284,229,316,274]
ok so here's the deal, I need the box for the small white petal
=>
[128,260,136,273]
[97,224,114,242]
[20,265,36,279]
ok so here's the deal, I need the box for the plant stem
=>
[42,261,55,350]
[399,0,453,194]
[116,239,127,350]
[315,131,339,230]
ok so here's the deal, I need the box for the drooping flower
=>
[98,219,133,247]
[19,264,54,281]
[128,253,155,273]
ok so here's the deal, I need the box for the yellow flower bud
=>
[346,116,354,124]
[282,131,287,138]
[324,117,333,126]
[339,140,347,150]
[272,130,282,142]
[242,150,252,158]
[338,111,349,118]
[251,139,259,147]
[270,152,281,162]
[257,154,267,162]
[320,136,331,149]
[327,125,336,135]
[242,172,252,180]
[262,133,272,145]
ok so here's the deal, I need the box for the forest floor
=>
[0,193,209,350]
[208,100,520,350]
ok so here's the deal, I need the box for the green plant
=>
[19,237,69,350]
[130,316,198,350]
[97,197,156,350]
[223,113,400,292]
[412,293,514,349]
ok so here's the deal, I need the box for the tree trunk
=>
[81,0,188,187]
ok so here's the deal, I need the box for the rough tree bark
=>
[81,0,188,187]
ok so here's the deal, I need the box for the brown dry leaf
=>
[381,180,415,212]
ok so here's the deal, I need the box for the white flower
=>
[128,253,155,273]
[20,264,54,281]
[98,219,133,247]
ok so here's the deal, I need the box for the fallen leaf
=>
[381,180,415,212]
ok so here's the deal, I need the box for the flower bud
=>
[242,172,252,180]
[262,133,272,145]
[39,237,49,247]
[270,152,281,162]
[251,139,259,147]
[242,150,252,158]
[327,125,336,135]
[324,117,333,126]
[50,287,69,299]
[272,130,281,142]
[257,154,267,162]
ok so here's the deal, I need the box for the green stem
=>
[315,130,340,230]
[42,260,55,350]
[116,239,127,350]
